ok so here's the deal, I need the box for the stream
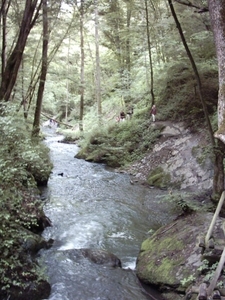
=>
[39,127,176,300]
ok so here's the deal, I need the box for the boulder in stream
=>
[81,248,122,267]
[63,248,122,267]
[136,212,225,299]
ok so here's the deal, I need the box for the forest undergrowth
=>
[0,105,53,299]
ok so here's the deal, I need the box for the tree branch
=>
[173,0,208,13]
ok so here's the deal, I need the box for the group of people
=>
[116,104,156,123]
[49,118,58,127]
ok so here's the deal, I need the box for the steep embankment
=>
[125,121,213,192]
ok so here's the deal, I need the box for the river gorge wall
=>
[126,121,213,192]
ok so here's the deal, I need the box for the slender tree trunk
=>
[79,0,84,132]
[94,0,102,123]
[144,0,155,106]
[32,0,48,137]
[0,0,41,104]
[65,37,71,124]
[208,1,225,144]
[168,0,224,200]
[125,1,131,93]
[0,0,10,76]
[208,0,225,200]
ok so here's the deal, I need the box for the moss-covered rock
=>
[136,212,225,298]
[147,167,171,188]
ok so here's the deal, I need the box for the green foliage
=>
[77,113,161,167]
[147,167,171,189]
[197,259,224,288]
[58,128,81,142]
[0,107,52,295]
[180,274,196,287]
[161,192,203,214]
[157,62,218,129]
[192,143,214,166]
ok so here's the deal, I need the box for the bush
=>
[0,109,52,296]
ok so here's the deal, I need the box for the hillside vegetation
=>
[0,106,53,299]
[60,62,218,172]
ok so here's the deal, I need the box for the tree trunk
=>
[32,0,48,138]
[94,0,102,124]
[125,1,131,94]
[208,1,225,199]
[208,1,225,144]
[144,0,155,106]
[79,0,84,132]
[212,140,225,201]
[168,0,224,200]
[0,0,10,76]
[0,0,41,104]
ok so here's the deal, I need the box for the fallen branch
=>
[174,0,208,12]
[41,112,73,128]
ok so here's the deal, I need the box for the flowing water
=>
[39,128,176,300]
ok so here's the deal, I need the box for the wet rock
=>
[136,212,225,298]
[6,279,51,300]
[63,248,122,268]
[81,248,122,267]
[21,232,54,254]
[21,230,49,254]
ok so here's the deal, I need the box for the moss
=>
[147,167,171,188]
[191,144,213,167]
[138,253,183,286]
[158,237,183,252]
[141,237,156,251]
[154,257,181,285]
[141,236,184,253]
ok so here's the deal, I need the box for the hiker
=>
[120,111,126,121]
[126,107,133,120]
[150,104,156,122]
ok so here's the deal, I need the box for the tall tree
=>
[208,0,225,201]
[209,1,225,145]
[144,0,155,105]
[124,0,132,96]
[94,0,102,122]
[79,0,85,131]
[32,0,48,137]
[0,0,10,75]
[168,0,225,200]
[0,0,41,104]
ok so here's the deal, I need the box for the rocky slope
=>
[136,212,225,300]
[130,122,223,300]
[125,121,213,192]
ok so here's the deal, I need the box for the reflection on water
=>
[40,128,176,300]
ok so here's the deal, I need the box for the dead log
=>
[41,112,73,128]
